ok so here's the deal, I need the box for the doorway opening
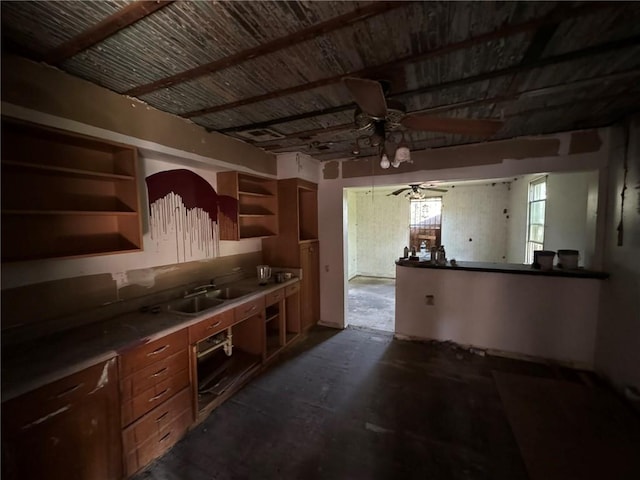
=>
[345,187,406,332]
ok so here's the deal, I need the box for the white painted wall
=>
[545,171,596,260]
[352,188,409,278]
[506,171,598,266]
[595,117,640,392]
[395,266,601,367]
[346,190,358,279]
[440,184,510,263]
[506,176,530,263]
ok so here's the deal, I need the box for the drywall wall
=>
[317,129,609,329]
[352,188,409,278]
[440,183,510,263]
[506,176,529,263]
[395,266,601,368]
[346,190,358,279]
[595,117,640,392]
[506,171,598,265]
[545,171,596,258]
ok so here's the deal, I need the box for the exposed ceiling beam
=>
[494,20,562,116]
[219,34,640,134]
[42,1,174,65]
[183,1,614,119]
[252,68,640,149]
[124,1,409,97]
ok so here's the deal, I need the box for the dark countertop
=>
[396,259,608,279]
[1,277,300,402]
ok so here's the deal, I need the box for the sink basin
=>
[167,294,225,316]
[210,287,252,300]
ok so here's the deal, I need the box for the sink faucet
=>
[183,282,217,298]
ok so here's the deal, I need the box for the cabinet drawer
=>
[125,406,192,477]
[285,282,300,296]
[265,288,285,306]
[120,329,188,377]
[189,309,234,344]
[3,358,116,432]
[120,349,189,402]
[122,387,191,455]
[121,366,189,427]
[234,296,265,322]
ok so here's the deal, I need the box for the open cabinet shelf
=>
[216,171,278,240]
[1,117,142,262]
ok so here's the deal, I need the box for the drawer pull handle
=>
[151,367,168,378]
[149,388,170,402]
[56,383,83,398]
[207,321,222,330]
[147,345,170,356]
[248,305,257,312]
[159,431,172,442]
[156,411,169,422]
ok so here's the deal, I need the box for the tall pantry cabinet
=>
[262,178,319,330]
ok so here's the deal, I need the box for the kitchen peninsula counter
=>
[395,261,605,369]
[396,259,608,279]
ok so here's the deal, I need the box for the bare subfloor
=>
[347,276,395,332]
[133,327,640,480]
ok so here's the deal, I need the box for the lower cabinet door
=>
[1,358,122,480]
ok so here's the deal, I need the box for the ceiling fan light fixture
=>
[394,145,411,165]
[380,153,390,169]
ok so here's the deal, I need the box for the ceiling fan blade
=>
[388,187,410,196]
[424,187,448,193]
[343,77,388,119]
[401,115,503,136]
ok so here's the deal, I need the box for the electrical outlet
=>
[425,295,435,306]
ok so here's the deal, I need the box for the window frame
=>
[409,197,443,252]
[525,176,547,263]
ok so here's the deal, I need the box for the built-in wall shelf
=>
[1,117,142,262]
[1,160,136,181]
[216,171,278,241]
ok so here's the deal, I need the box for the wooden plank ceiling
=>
[2,1,639,161]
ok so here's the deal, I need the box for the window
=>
[409,197,442,252]
[526,176,547,263]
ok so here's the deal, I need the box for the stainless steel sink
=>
[167,294,225,316]
[209,287,252,300]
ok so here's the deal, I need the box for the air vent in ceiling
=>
[234,128,285,142]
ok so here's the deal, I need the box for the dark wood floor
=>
[133,326,609,480]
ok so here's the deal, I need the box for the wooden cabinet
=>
[284,282,301,344]
[216,171,278,240]
[1,117,142,262]
[264,287,285,361]
[188,309,235,344]
[300,241,320,330]
[122,388,191,478]
[262,178,319,329]
[119,329,191,477]
[1,358,122,480]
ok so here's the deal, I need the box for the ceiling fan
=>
[388,183,448,198]
[343,77,503,168]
